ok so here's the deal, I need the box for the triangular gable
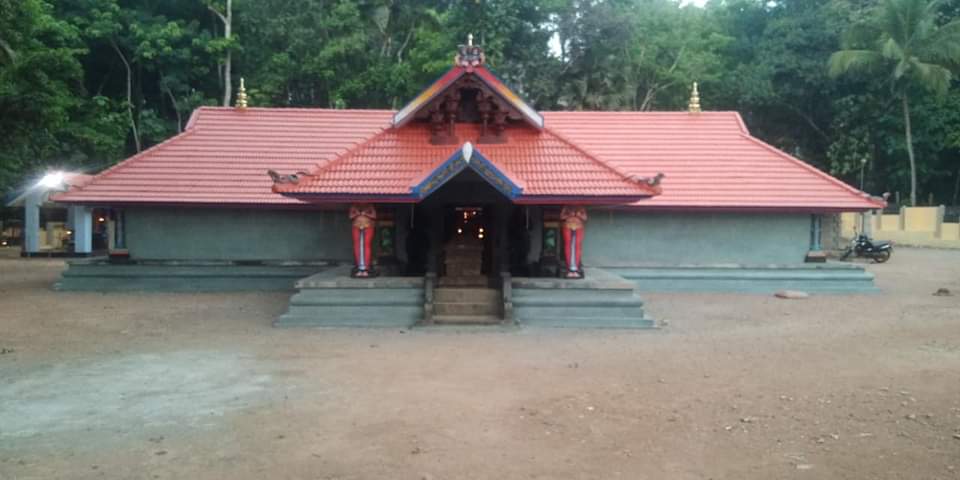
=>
[410,142,524,200]
[392,65,544,130]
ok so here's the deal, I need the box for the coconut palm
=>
[829,0,960,206]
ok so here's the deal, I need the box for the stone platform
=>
[55,258,326,292]
[607,263,879,294]
[510,269,655,328]
[275,266,425,328]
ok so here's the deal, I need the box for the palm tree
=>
[829,0,960,206]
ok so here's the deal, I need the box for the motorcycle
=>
[840,234,893,263]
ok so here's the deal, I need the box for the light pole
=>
[859,156,868,191]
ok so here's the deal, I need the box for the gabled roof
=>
[392,65,544,129]
[53,107,883,212]
[272,123,660,204]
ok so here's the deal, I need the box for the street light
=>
[38,171,65,189]
[859,156,868,191]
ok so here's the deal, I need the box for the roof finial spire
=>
[688,82,701,114]
[236,77,248,109]
[455,35,485,68]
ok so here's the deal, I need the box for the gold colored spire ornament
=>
[236,77,248,109]
[688,82,701,114]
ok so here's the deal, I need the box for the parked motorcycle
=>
[840,234,893,263]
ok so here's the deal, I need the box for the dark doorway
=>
[404,168,519,283]
[440,206,491,286]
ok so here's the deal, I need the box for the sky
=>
[680,0,709,6]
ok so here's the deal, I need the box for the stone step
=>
[434,301,499,316]
[438,275,489,287]
[444,256,483,264]
[435,287,500,303]
[432,314,502,325]
[445,268,482,277]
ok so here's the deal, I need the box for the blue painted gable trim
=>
[411,147,523,201]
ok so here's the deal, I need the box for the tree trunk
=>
[902,95,918,206]
[111,40,140,153]
[163,83,182,133]
[0,37,15,63]
[223,0,232,106]
[210,0,232,106]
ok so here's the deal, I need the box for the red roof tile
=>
[276,123,660,202]
[544,111,882,211]
[54,107,881,211]
[54,107,393,205]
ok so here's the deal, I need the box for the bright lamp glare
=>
[38,171,65,189]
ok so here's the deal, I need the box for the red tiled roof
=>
[54,107,882,211]
[544,111,882,211]
[54,107,393,205]
[275,123,660,202]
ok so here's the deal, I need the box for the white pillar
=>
[71,205,93,254]
[23,190,43,254]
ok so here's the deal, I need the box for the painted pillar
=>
[23,190,43,254]
[71,205,93,254]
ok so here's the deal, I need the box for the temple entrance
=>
[440,206,490,287]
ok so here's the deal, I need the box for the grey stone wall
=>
[583,211,811,266]
[126,207,353,261]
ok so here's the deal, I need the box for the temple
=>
[51,41,883,328]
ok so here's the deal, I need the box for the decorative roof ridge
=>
[272,125,390,193]
[731,111,749,134]
[738,132,885,208]
[542,126,662,195]
[194,105,397,114]
[53,127,203,202]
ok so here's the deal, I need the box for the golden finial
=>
[236,77,248,109]
[688,82,701,114]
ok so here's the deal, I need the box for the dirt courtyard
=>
[1,249,958,479]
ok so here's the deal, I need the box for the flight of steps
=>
[432,287,502,325]
[440,239,488,288]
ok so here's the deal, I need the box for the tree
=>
[206,0,233,107]
[0,0,86,191]
[829,0,960,205]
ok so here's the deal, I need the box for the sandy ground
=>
[0,248,958,480]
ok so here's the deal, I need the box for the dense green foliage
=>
[1,0,958,204]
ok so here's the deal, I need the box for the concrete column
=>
[861,211,872,236]
[525,206,542,265]
[394,206,409,264]
[71,205,93,254]
[898,206,906,231]
[23,190,43,254]
[810,214,823,251]
[115,210,126,249]
[805,214,826,263]
[935,205,946,239]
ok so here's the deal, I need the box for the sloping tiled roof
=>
[274,123,660,202]
[54,107,392,205]
[54,107,882,211]
[544,111,883,211]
